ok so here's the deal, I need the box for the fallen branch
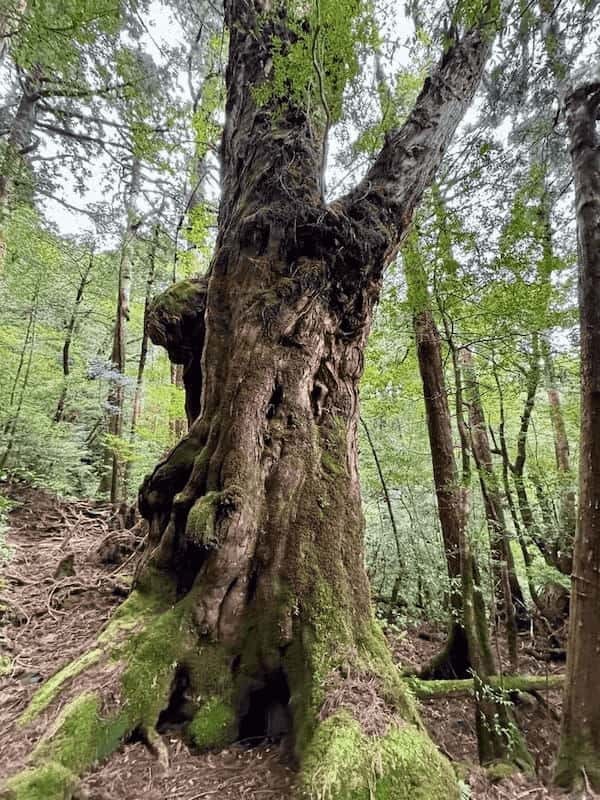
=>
[404,674,564,698]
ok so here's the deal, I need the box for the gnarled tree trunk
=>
[4,5,496,799]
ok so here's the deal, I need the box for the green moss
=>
[97,586,167,646]
[185,643,234,700]
[20,649,102,726]
[320,451,344,477]
[31,694,128,775]
[0,654,12,676]
[404,674,564,699]
[356,619,420,724]
[185,491,219,545]
[188,696,236,750]
[300,711,459,800]
[300,711,365,799]
[4,762,77,800]
[373,726,459,799]
[153,279,203,316]
[117,604,189,729]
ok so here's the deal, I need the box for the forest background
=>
[1,0,600,795]
[0,0,589,621]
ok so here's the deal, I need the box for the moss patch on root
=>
[6,693,131,800]
[7,595,190,800]
[300,710,459,800]
[187,696,236,750]
[105,599,193,735]
[4,762,77,800]
[554,736,600,790]
[20,649,103,726]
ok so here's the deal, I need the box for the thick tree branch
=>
[337,24,494,270]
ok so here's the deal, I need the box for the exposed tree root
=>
[415,623,472,680]
[2,583,464,800]
[1,582,189,800]
[300,710,458,800]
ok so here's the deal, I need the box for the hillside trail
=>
[0,480,582,799]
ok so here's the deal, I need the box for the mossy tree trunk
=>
[5,5,497,799]
[555,80,600,792]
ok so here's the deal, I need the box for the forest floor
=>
[0,481,590,800]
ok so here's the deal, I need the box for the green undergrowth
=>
[300,710,459,800]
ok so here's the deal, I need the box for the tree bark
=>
[146,276,207,428]
[555,81,600,791]
[6,5,498,798]
[0,68,41,265]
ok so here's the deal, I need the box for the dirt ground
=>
[0,481,593,799]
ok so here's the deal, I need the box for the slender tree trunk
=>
[170,364,187,440]
[461,350,522,671]
[497,420,541,609]
[0,70,40,204]
[406,253,531,764]
[360,415,406,608]
[54,250,94,423]
[451,347,520,761]
[541,338,575,573]
[0,69,41,265]
[123,228,160,495]
[6,6,499,798]
[555,81,600,791]
[0,285,38,470]
[100,158,141,504]
[406,251,469,678]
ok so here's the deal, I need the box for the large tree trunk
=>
[4,5,496,799]
[555,81,600,791]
